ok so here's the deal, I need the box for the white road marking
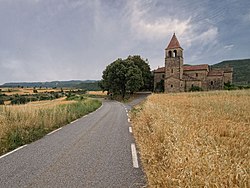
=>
[129,127,132,133]
[127,113,129,117]
[82,103,103,119]
[131,143,139,168]
[71,119,78,124]
[128,118,130,122]
[0,145,27,160]
[47,127,62,136]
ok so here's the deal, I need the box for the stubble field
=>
[131,90,250,187]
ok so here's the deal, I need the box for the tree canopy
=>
[100,55,152,98]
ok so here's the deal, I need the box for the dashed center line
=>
[0,145,27,160]
[131,143,139,168]
[128,118,130,122]
[129,127,132,133]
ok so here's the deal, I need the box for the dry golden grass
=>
[0,99,73,144]
[0,98,101,155]
[87,91,107,96]
[131,90,250,187]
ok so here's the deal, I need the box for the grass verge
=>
[0,98,101,155]
[131,90,250,187]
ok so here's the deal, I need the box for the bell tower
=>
[165,33,183,79]
[164,33,184,92]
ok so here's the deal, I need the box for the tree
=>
[126,55,153,91]
[100,58,144,99]
[155,79,164,92]
[125,63,144,94]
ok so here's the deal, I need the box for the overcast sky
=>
[0,0,250,84]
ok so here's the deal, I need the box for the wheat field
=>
[131,90,250,187]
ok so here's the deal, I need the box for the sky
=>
[0,0,250,84]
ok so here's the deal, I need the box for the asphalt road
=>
[0,98,148,187]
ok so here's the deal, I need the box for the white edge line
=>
[47,127,62,136]
[71,119,78,124]
[129,127,132,133]
[131,143,139,168]
[84,103,103,117]
[0,145,27,160]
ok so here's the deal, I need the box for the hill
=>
[1,80,101,90]
[212,59,250,85]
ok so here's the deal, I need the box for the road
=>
[0,97,149,187]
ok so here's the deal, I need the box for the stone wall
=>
[207,76,224,90]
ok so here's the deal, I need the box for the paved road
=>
[0,99,147,187]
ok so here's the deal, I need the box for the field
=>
[0,87,71,95]
[0,97,101,155]
[131,90,250,187]
[87,91,107,96]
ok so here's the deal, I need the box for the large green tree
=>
[126,55,153,91]
[100,58,144,98]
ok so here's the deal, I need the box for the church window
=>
[196,73,198,77]
[173,50,177,57]
[171,85,173,88]
[168,51,172,57]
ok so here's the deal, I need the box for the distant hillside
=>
[1,80,101,90]
[212,59,250,85]
[75,82,101,91]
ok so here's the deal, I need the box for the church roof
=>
[153,67,165,73]
[166,33,182,50]
[183,64,209,71]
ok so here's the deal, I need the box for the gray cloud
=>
[0,0,250,84]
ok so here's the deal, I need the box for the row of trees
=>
[99,55,153,99]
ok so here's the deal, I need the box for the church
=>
[153,33,233,92]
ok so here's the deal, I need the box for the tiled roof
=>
[166,33,182,50]
[183,64,209,71]
[208,70,224,76]
[154,67,165,73]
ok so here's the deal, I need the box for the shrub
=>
[189,85,203,92]
[0,99,4,105]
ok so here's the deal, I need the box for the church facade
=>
[153,34,233,92]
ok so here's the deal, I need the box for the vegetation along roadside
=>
[131,90,250,187]
[0,97,101,156]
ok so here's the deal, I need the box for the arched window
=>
[171,69,173,73]
[168,51,172,57]
[171,85,173,88]
[211,81,213,85]
[173,50,177,57]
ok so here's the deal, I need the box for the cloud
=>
[127,0,192,41]
[224,44,234,50]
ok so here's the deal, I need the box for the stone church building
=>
[154,33,233,92]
